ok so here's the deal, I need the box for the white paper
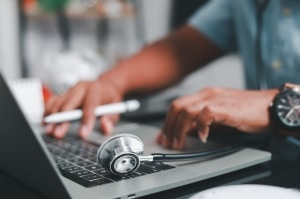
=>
[189,184,300,199]
[8,78,44,123]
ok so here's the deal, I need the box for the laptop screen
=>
[0,73,71,199]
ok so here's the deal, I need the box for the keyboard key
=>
[57,162,74,168]
[85,155,98,162]
[68,157,85,164]
[137,165,160,174]
[53,157,66,164]
[93,178,113,185]
[129,171,147,178]
[102,173,130,181]
[60,166,82,173]
[84,165,103,171]
[76,161,93,167]
[73,170,93,177]
[57,152,72,159]
[59,169,97,187]
[81,174,103,182]
[93,169,112,176]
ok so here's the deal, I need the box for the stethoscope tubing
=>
[151,145,243,162]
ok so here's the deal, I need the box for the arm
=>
[44,25,225,138]
[99,25,225,96]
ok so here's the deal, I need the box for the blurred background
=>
[0,0,244,103]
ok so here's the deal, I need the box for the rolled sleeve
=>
[189,0,237,52]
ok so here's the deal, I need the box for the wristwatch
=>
[270,83,300,131]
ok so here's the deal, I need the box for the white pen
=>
[44,100,140,124]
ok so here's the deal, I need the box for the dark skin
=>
[157,88,278,149]
[44,25,279,149]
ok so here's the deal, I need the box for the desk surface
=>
[1,118,300,199]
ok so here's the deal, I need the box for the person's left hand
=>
[156,87,279,149]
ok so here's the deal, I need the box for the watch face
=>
[274,89,300,127]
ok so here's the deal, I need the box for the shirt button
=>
[272,60,282,71]
[282,8,292,16]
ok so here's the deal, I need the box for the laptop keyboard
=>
[42,135,175,187]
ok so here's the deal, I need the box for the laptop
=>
[0,73,271,199]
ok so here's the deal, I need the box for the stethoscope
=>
[95,1,272,176]
[97,134,242,176]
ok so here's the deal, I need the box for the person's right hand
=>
[43,79,123,139]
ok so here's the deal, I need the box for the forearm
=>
[98,26,225,97]
[99,41,181,96]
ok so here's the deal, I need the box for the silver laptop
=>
[0,73,271,199]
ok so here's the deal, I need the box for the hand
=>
[156,87,279,149]
[43,79,123,139]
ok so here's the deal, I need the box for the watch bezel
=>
[271,89,300,131]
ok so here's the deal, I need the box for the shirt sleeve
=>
[188,0,237,52]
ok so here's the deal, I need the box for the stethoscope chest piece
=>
[97,134,144,175]
[97,133,242,176]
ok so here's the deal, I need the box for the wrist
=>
[96,73,127,98]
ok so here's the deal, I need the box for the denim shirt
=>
[189,0,300,89]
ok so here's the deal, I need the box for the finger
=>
[171,111,186,149]
[43,92,82,134]
[58,86,88,111]
[49,82,89,114]
[173,106,200,149]
[51,84,90,136]
[79,90,101,138]
[49,91,74,114]
[162,93,212,147]
[80,103,96,139]
[99,115,120,135]
[161,107,178,148]
[45,123,55,134]
[52,123,70,139]
[156,132,163,144]
[43,95,58,117]
[44,94,69,135]
[195,105,224,143]
[197,122,210,143]
[107,114,120,123]
[161,96,200,147]
[172,111,190,149]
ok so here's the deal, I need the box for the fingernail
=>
[54,126,63,138]
[104,119,114,134]
[172,138,179,149]
[156,132,162,143]
[198,131,207,143]
[80,125,89,138]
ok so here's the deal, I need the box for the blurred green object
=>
[38,0,70,12]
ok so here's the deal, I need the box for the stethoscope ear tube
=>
[151,145,243,162]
